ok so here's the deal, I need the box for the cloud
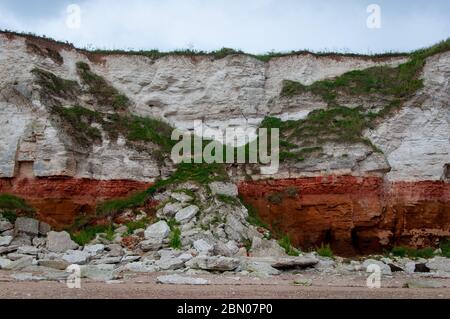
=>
[0,0,449,54]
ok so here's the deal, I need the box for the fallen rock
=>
[0,236,13,246]
[11,273,45,282]
[0,220,13,232]
[46,231,79,253]
[139,238,163,252]
[162,202,185,217]
[0,245,18,255]
[32,237,46,248]
[250,238,286,258]
[106,244,123,257]
[39,222,51,236]
[186,256,240,271]
[362,259,392,275]
[171,192,193,203]
[156,256,186,270]
[62,250,90,265]
[14,217,39,237]
[406,280,444,289]
[38,259,70,270]
[271,257,319,270]
[3,256,33,270]
[214,241,240,257]
[426,257,450,273]
[246,261,281,276]
[193,239,214,255]
[0,257,12,269]
[81,264,116,282]
[124,262,159,273]
[83,244,105,256]
[175,205,199,224]
[209,182,238,197]
[17,245,40,255]
[91,257,122,265]
[10,235,32,246]
[157,274,208,285]
[144,221,170,240]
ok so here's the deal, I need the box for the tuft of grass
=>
[239,197,268,229]
[0,194,36,222]
[217,194,240,206]
[96,191,148,218]
[316,243,334,258]
[391,246,435,259]
[278,235,300,256]
[169,227,182,250]
[125,218,151,235]
[70,224,115,246]
[440,240,450,258]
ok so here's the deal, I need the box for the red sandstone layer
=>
[1,175,449,255]
[239,176,450,255]
[0,177,152,227]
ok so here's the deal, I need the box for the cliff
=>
[0,31,449,254]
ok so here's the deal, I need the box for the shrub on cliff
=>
[0,194,36,222]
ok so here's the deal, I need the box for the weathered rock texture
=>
[0,32,449,253]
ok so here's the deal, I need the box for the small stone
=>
[426,257,450,273]
[0,236,13,246]
[406,280,444,289]
[46,231,79,253]
[294,278,313,286]
[14,217,39,236]
[83,244,105,256]
[3,256,33,270]
[193,239,214,255]
[144,221,170,240]
[139,238,163,252]
[17,245,40,255]
[11,273,45,282]
[362,259,392,275]
[271,257,319,270]
[0,245,18,255]
[7,253,28,261]
[106,244,123,257]
[247,261,281,276]
[186,256,240,271]
[38,259,70,270]
[91,257,122,265]
[124,262,159,273]
[32,237,46,248]
[121,255,141,263]
[175,205,199,224]
[0,220,13,232]
[39,222,51,235]
[162,202,185,217]
[10,235,32,246]
[209,182,238,197]
[171,192,193,203]
[157,274,208,285]
[156,256,185,270]
[81,265,116,282]
[0,257,12,269]
[62,250,90,265]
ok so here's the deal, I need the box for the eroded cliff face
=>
[0,32,448,253]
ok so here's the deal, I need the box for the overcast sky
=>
[0,0,449,54]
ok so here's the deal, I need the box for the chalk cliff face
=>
[0,32,449,254]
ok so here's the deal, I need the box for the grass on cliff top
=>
[281,38,450,103]
[76,62,129,111]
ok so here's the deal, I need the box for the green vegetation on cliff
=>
[0,194,36,223]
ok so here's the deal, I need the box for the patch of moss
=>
[391,246,436,259]
[278,235,300,256]
[70,224,115,246]
[0,194,36,222]
[125,218,151,235]
[31,68,79,97]
[76,62,129,110]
